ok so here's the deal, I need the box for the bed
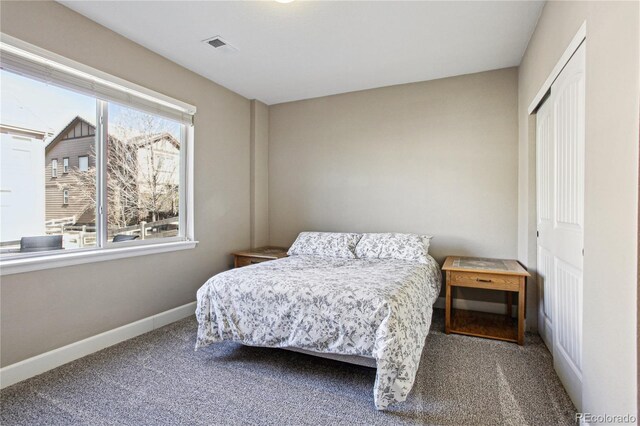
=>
[195,232,441,410]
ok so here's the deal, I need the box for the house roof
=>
[127,132,180,150]
[0,124,51,140]
[45,116,96,152]
[46,116,179,152]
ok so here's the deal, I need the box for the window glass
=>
[0,69,97,255]
[79,156,89,172]
[107,103,182,243]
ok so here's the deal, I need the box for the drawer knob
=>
[476,278,493,283]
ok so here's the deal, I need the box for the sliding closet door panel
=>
[536,97,554,351]
[536,41,585,410]
[551,42,585,410]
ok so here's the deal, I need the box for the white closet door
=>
[536,42,585,410]
[536,96,554,352]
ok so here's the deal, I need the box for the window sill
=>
[0,240,198,276]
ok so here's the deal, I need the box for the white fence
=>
[44,216,178,248]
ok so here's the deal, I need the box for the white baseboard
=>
[0,301,196,389]
[434,296,516,317]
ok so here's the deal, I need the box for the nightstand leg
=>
[445,271,451,334]
[518,280,525,345]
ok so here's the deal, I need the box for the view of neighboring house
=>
[44,116,96,224]
[0,124,48,243]
[131,132,180,219]
[44,115,180,227]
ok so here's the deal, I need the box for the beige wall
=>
[250,100,270,248]
[518,0,639,415]
[0,1,252,367]
[269,68,520,305]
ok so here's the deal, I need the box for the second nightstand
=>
[442,256,530,345]
[232,246,288,268]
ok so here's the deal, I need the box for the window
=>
[0,36,196,273]
[78,155,89,172]
[107,104,182,242]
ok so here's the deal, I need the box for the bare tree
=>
[111,109,180,223]
[62,137,139,229]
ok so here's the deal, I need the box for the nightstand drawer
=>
[235,256,270,268]
[450,271,520,291]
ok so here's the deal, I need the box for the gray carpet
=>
[1,309,576,425]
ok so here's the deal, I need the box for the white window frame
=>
[51,159,58,177]
[62,157,69,173]
[78,155,89,172]
[62,189,69,205]
[0,34,197,276]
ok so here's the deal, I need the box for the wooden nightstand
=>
[232,246,288,268]
[442,256,530,345]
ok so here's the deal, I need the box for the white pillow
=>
[287,232,362,258]
[355,233,432,263]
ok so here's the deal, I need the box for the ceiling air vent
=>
[203,36,237,52]
[208,38,226,48]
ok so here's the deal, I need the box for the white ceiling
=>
[59,1,544,105]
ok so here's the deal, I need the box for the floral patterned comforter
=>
[195,255,441,410]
